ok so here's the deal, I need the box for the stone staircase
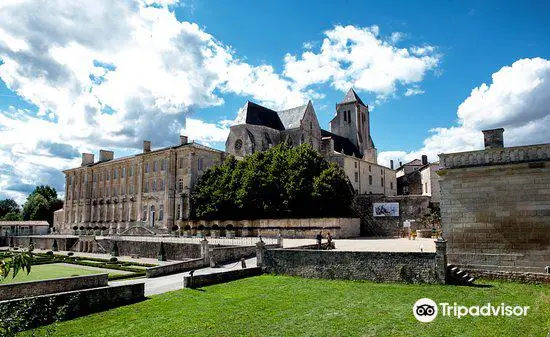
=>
[447,264,475,286]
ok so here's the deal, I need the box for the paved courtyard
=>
[282,237,436,252]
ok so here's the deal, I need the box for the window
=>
[129,166,134,177]
[347,111,351,123]
[153,161,157,172]
[70,176,73,185]
[390,182,394,190]
[114,169,118,179]
[354,172,358,182]
[144,181,149,193]
[354,162,358,168]
[381,177,384,187]
[178,178,184,192]
[310,121,312,129]
[122,185,126,195]
[122,167,126,178]
[343,111,347,122]
[161,159,165,171]
[424,183,428,194]
[160,179,165,191]
[113,186,117,196]
[369,165,371,172]
[176,205,181,220]
[198,158,203,171]
[178,158,183,169]
[145,163,149,173]
[381,169,383,175]
[106,171,110,180]
[129,184,133,194]
[142,206,147,221]
[152,180,157,192]
[158,204,164,221]
[369,175,372,185]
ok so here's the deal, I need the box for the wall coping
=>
[438,143,550,170]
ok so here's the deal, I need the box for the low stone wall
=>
[183,267,263,288]
[210,244,279,264]
[183,218,360,239]
[97,239,202,260]
[146,258,208,278]
[8,236,78,251]
[0,273,108,301]
[259,248,445,284]
[0,283,144,333]
[465,269,550,284]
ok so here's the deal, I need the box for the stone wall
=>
[439,143,550,273]
[0,273,108,301]
[97,238,202,260]
[0,283,144,333]
[9,236,78,251]
[183,267,263,288]
[146,257,208,278]
[182,218,360,239]
[353,195,432,236]
[260,248,443,284]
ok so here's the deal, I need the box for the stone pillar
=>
[200,238,210,261]
[256,239,266,268]
[435,238,448,284]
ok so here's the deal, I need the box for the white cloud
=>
[181,118,231,146]
[379,58,550,167]
[404,86,425,96]
[283,25,440,97]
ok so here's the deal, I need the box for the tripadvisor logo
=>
[413,298,530,322]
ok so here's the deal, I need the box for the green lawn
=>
[1,264,110,284]
[28,275,550,337]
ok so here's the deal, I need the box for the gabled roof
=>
[339,88,366,107]
[235,101,285,130]
[321,129,362,158]
[277,102,309,129]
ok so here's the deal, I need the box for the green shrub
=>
[109,257,118,263]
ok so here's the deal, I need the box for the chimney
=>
[180,135,188,145]
[390,160,394,170]
[421,155,428,166]
[81,153,94,166]
[143,140,151,153]
[399,161,402,167]
[99,150,114,162]
[482,128,504,149]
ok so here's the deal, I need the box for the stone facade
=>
[438,129,550,273]
[225,89,396,196]
[420,163,441,203]
[56,136,226,234]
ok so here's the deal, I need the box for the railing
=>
[95,235,278,246]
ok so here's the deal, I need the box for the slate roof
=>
[321,129,362,158]
[238,101,285,130]
[340,88,366,107]
[277,104,308,129]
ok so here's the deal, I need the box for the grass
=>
[28,275,550,337]
[0,264,102,284]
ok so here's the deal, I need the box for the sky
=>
[1,0,549,204]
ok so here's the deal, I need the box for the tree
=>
[2,211,23,221]
[191,143,354,220]
[0,199,20,219]
[22,186,63,225]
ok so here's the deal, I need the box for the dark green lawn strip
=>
[26,276,550,337]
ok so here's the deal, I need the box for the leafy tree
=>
[22,186,63,225]
[0,199,20,218]
[191,143,354,219]
[2,211,23,221]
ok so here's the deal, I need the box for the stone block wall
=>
[0,273,108,301]
[353,195,432,236]
[261,248,442,283]
[9,236,78,251]
[439,145,550,273]
[97,239,202,260]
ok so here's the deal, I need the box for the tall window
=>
[179,158,183,169]
[178,178,184,191]
[354,172,358,182]
[144,181,149,193]
[106,171,110,180]
[142,206,147,220]
[198,158,203,171]
[129,166,134,177]
[158,204,164,221]
[114,169,118,179]
[161,159,165,171]
[145,163,149,173]
[176,204,181,220]
[381,177,384,187]
[153,161,157,172]
[152,180,157,192]
[121,185,126,195]
[160,179,165,191]
[391,182,394,190]
[343,111,347,122]
[369,175,373,185]
[122,167,126,178]
[348,111,351,123]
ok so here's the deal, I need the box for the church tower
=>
[329,88,377,163]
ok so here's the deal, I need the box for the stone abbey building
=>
[56,136,226,234]
[226,89,396,195]
[55,89,396,234]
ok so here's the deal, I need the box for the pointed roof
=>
[234,101,285,130]
[277,101,310,129]
[339,88,366,107]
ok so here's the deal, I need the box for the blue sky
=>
[1,0,549,203]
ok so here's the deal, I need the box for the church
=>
[226,89,397,195]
